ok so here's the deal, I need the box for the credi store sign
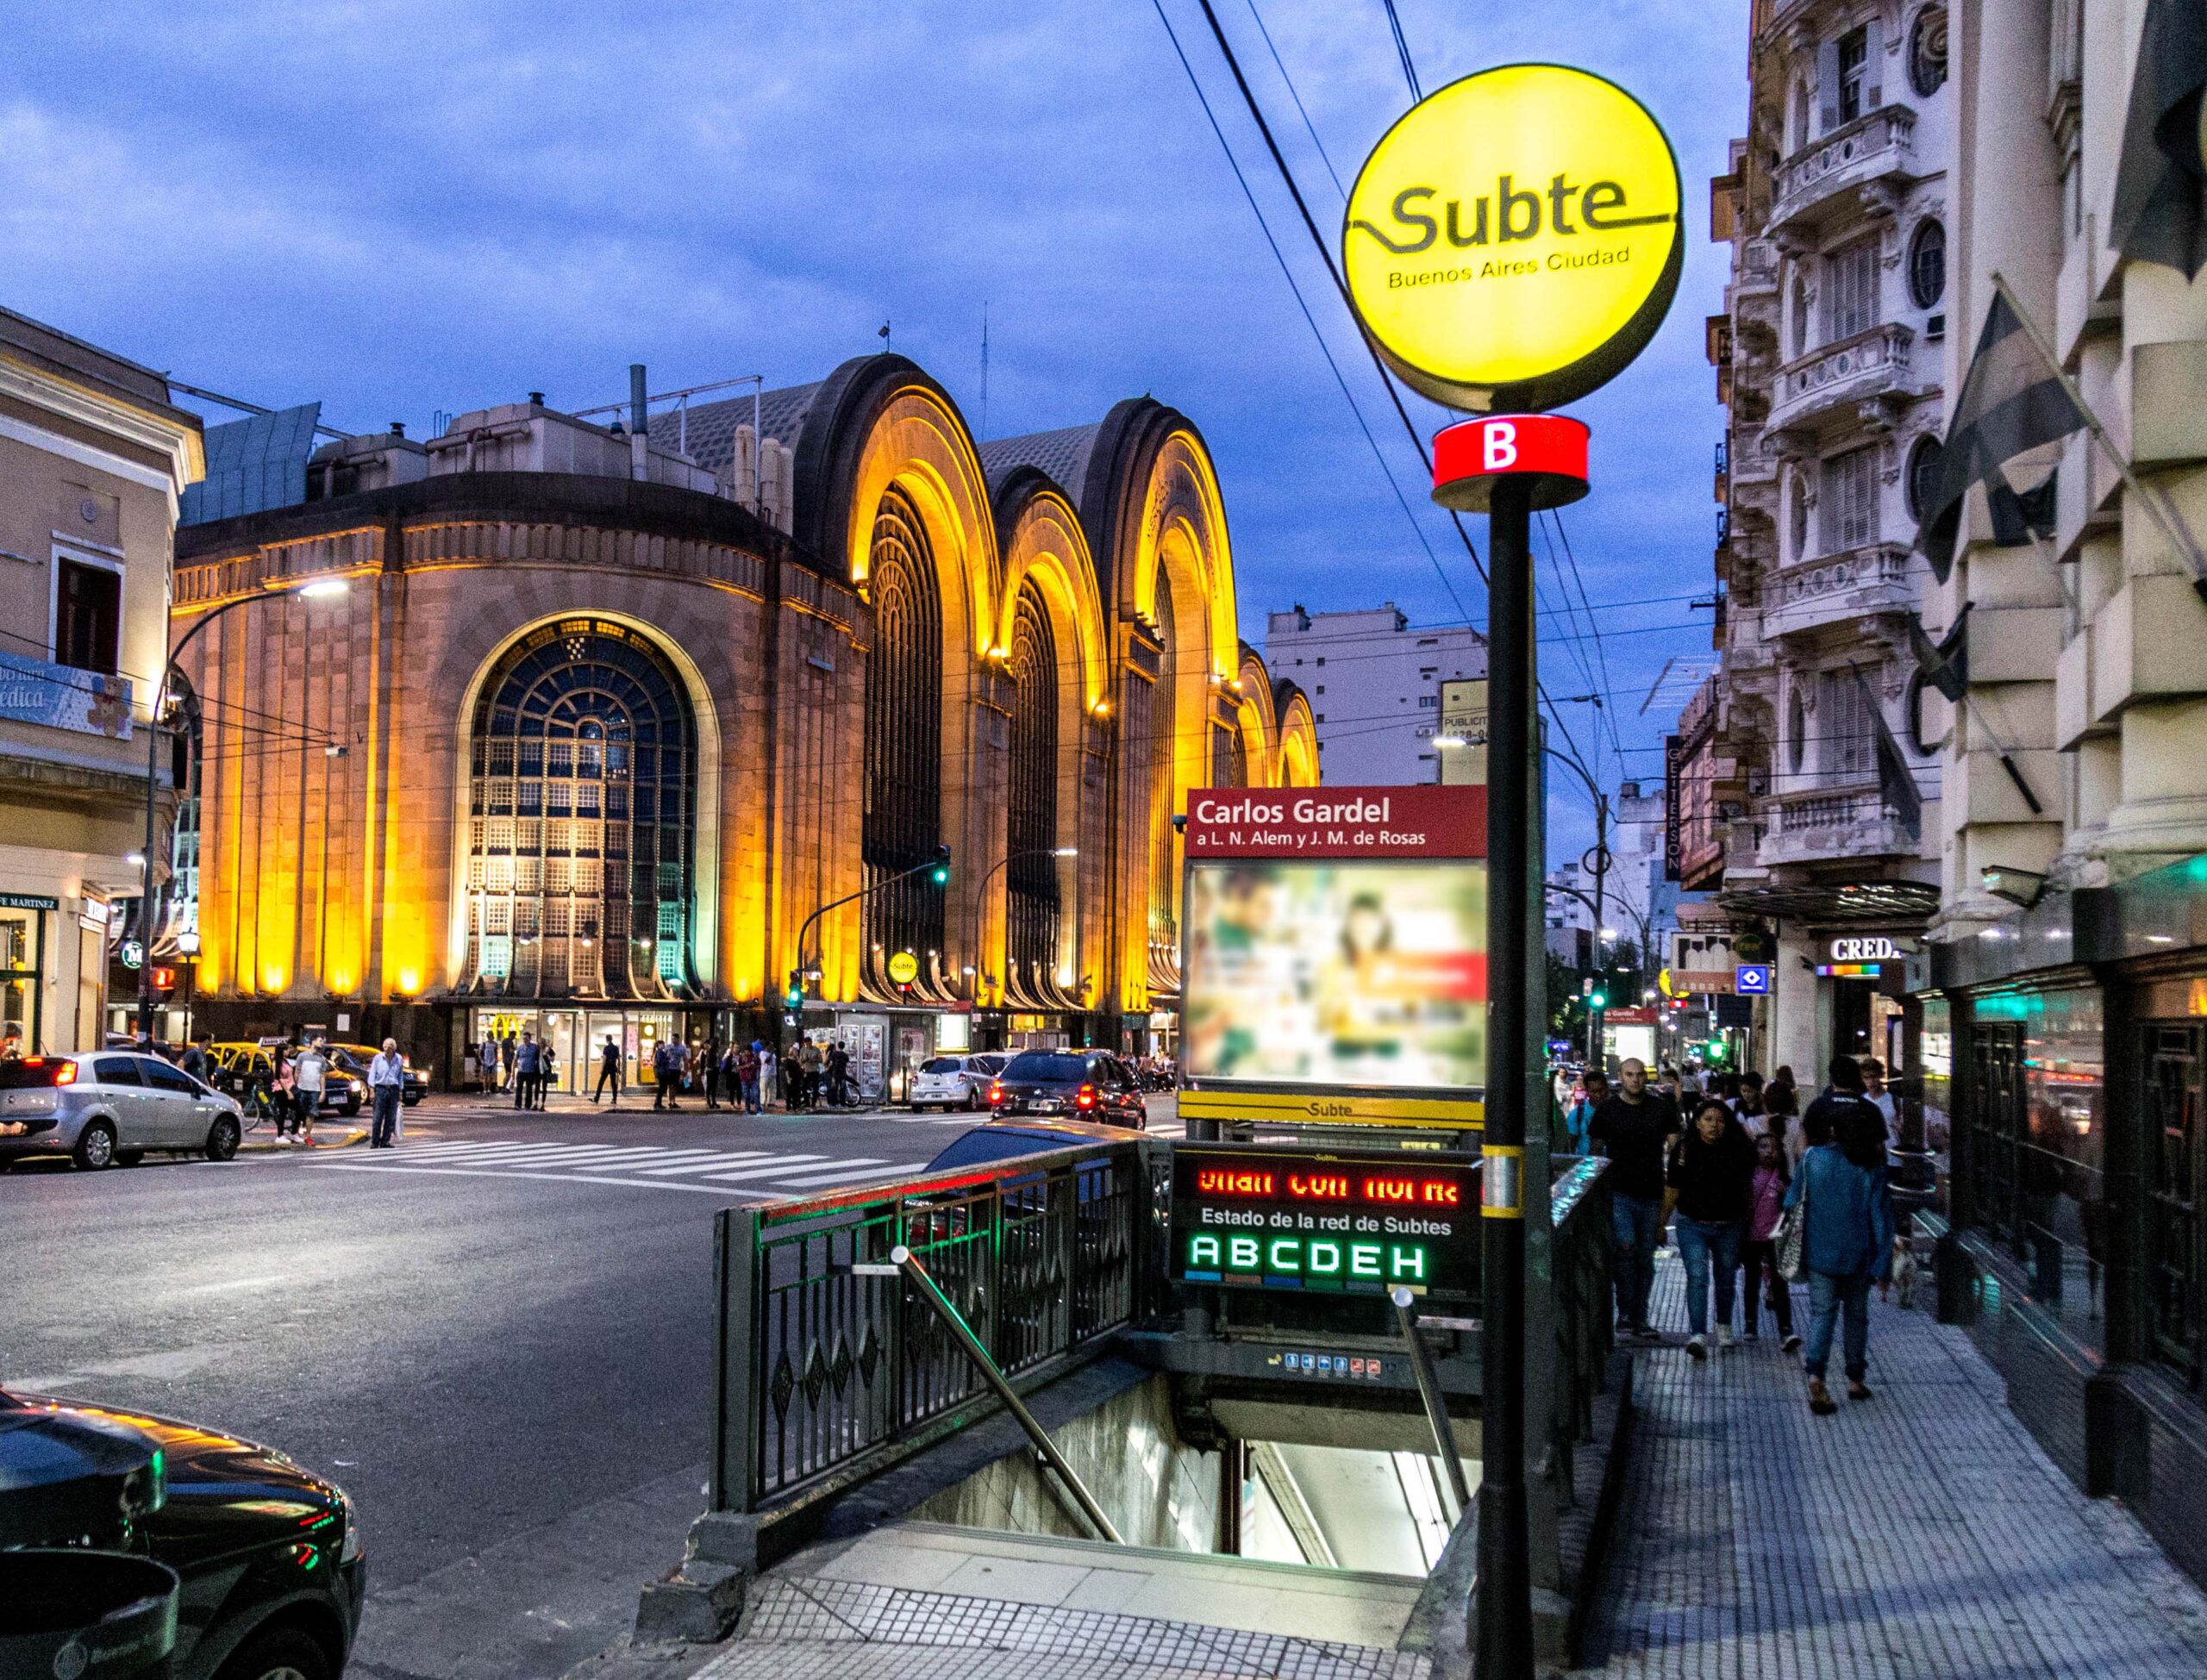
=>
[1342,64,1682,413]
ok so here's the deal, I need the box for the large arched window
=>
[466,621,695,999]
[1004,582,1060,1002]
[861,486,945,993]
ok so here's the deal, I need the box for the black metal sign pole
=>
[1478,472,1535,1677]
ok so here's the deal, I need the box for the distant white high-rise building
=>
[1262,603,1485,785]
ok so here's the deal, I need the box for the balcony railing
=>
[1770,105,1916,233]
[1763,542,1916,638]
[1766,322,1915,434]
[1756,783,1916,867]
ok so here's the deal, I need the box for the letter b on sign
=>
[1482,421,1518,472]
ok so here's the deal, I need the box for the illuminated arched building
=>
[167,355,1316,1091]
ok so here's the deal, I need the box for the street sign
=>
[1341,64,1684,413]
[886,950,920,986]
[1735,964,1772,995]
[1170,1146,1478,1301]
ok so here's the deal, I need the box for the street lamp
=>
[135,574,353,1040]
[972,846,1078,1000]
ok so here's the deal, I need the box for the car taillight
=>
[1076,1084,1097,1109]
[53,1060,77,1086]
[987,1082,1006,1105]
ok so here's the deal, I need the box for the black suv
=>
[0,1390,366,1679]
[985,1051,1147,1128]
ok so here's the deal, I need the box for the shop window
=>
[54,557,122,676]
[2146,1024,2204,1386]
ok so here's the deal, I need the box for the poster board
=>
[1178,786,1487,1129]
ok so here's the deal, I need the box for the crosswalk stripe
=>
[566,1150,741,1172]
[385,1141,632,1161]
[392,1144,663,1167]
[772,1161,928,1189]
[620,1153,785,1178]
[694,1157,866,1184]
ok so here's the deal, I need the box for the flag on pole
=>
[1905,607,1970,703]
[2111,0,2207,278]
[1916,291,2085,580]
[1846,662,1923,839]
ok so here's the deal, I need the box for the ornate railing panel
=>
[710,1140,1143,1514]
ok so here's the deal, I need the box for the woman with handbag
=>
[1741,1131,1799,1351]
[1782,1106,1895,1415]
[1665,1097,1757,1359]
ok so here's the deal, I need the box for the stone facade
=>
[170,354,1316,1080]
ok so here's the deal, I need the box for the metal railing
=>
[709,1138,1144,1515]
[1546,1157,1615,1495]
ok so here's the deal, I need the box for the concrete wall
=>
[908,1371,1222,1553]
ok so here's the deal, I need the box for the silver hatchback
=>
[0,1052,245,1171]
[908,1052,1005,1112]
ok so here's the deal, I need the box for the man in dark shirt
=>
[1589,1058,1682,1340]
[1803,1056,1888,1157]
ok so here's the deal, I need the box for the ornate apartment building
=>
[1699,0,1951,1077]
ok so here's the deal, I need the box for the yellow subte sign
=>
[1342,64,1682,413]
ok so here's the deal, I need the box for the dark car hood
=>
[13,1396,342,1513]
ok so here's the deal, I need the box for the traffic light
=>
[1587,988,1607,1010]
[1704,1038,1731,1065]
[928,844,951,887]
[784,971,804,1012]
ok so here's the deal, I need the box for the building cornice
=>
[0,353,203,497]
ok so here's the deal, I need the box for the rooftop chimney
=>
[528,390,546,407]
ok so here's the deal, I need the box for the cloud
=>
[0,0,1740,861]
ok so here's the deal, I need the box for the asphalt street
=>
[2,1094,1166,1678]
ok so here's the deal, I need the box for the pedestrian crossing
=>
[303,1140,931,1196]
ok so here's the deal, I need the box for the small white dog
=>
[1890,1235,1919,1309]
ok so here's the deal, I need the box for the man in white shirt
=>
[1860,1057,1899,1130]
[369,1038,407,1148]
[292,1040,328,1145]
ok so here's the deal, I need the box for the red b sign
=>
[1431,414,1590,512]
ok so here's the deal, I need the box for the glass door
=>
[1968,1023,2024,1246]
[2146,1024,2203,1387]
[0,903,45,1053]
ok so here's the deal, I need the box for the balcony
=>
[1769,105,1916,236]
[1766,322,1916,436]
[1762,542,1916,639]
[1755,784,1916,869]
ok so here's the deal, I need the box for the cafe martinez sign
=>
[1341,63,1683,413]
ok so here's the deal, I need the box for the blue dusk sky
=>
[0,1,1739,868]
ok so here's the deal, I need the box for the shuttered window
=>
[1821,447,1878,553]
[1823,238,1879,341]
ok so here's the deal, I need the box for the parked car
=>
[0,1052,245,1170]
[208,1042,365,1117]
[0,1387,366,1679]
[328,1044,427,1106]
[985,1050,1147,1128]
[907,1052,1004,1112]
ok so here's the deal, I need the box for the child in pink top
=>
[1740,1132,1798,1348]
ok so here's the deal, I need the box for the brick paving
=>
[1579,1258,2207,1678]
[678,1255,2207,1679]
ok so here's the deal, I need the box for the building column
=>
[1770,930,1821,1084]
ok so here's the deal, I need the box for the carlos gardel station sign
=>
[1178,786,1488,1132]
[1342,62,1682,415]
[1170,1146,1479,1301]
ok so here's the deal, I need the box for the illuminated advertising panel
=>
[1169,1146,1477,1299]
[1179,787,1487,1125]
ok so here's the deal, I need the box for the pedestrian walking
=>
[653,1038,682,1111]
[513,1032,541,1110]
[797,1039,822,1110]
[703,1035,725,1110]
[1765,1077,1804,1171]
[294,1039,329,1145]
[273,1049,303,1140]
[826,1042,851,1108]
[1666,1096,1756,1359]
[1860,1056,1898,1131]
[737,1040,761,1114]
[368,1037,405,1148]
[1741,1131,1799,1349]
[1562,1069,1607,1157]
[179,1032,213,1085]
[1734,1070,1768,1134]
[595,1034,622,1104]
[1785,1090,1896,1415]
[758,1042,778,1112]
[1589,1058,1681,1342]
[1803,1056,1887,1152]
[536,1044,555,1108]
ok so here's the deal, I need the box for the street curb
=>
[238,1128,369,1154]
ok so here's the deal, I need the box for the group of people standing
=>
[478,1032,555,1109]
[467,1029,858,1113]
[1570,1054,1898,1417]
